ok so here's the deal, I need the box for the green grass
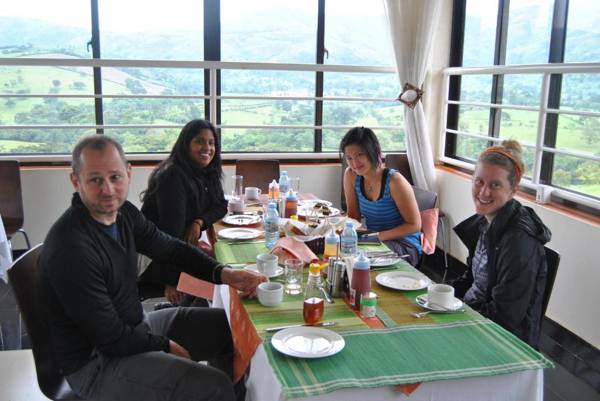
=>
[0,139,42,150]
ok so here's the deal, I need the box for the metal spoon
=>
[411,311,431,318]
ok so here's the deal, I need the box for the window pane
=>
[323,101,402,127]
[221,100,313,126]
[221,0,316,63]
[0,127,94,154]
[324,73,399,97]
[221,128,313,152]
[463,0,498,67]
[221,71,314,95]
[102,68,203,96]
[460,75,493,103]
[560,74,600,113]
[505,0,553,65]
[323,128,404,152]
[552,153,600,199]
[325,0,393,66]
[555,115,600,157]
[498,109,538,146]
[502,75,543,107]
[458,106,490,135]
[104,99,204,125]
[455,136,490,161]
[565,0,600,62]
[0,0,91,59]
[99,0,203,60]
[103,128,180,153]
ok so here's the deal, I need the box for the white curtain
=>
[384,0,442,191]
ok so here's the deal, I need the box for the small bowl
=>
[257,282,284,307]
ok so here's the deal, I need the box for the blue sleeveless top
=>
[355,169,422,251]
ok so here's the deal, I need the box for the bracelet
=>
[212,264,226,285]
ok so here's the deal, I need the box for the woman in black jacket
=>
[141,119,228,305]
[452,140,551,348]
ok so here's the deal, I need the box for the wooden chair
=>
[0,160,31,249]
[235,159,280,194]
[384,153,414,185]
[8,244,84,400]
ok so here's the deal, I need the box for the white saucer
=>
[222,214,261,226]
[415,294,465,312]
[244,263,284,278]
[218,227,263,240]
[375,271,431,290]
[271,327,345,358]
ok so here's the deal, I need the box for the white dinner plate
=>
[244,263,284,278]
[375,271,432,291]
[370,256,403,267]
[271,327,345,359]
[415,294,465,312]
[218,227,263,240]
[297,205,341,218]
[297,199,333,208]
[222,214,261,226]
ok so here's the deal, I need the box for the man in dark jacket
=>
[41,135,266,401]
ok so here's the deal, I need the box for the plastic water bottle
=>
[264,202,280,249]
[350,251,371,309]
[340,222,358,257]
[279,170,290,194]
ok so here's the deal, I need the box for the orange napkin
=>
[271,236,318,264]
[177,272,215,301]
[420,208,439,255]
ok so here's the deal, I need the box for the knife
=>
[265,321,337,333]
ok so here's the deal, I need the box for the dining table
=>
[178,194,552,401]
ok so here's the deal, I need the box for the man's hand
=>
[220,268,267,297]
[184,219,203,244]
[169,340,191,359]
[164,285,184,305]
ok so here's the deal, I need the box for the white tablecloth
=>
[213,285,544,401]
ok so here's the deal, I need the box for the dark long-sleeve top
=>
[141,164,228,286]
[41,193,224,375]
[451,199,551,347]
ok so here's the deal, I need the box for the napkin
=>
[420,208,439,255]
[270,236,318,264]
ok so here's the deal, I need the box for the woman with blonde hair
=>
[452,140,551,347]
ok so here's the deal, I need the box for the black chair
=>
[542,246,560,319]
[8,244,84,400]
[384,153,414,185]
[235,159,280,194]
[0,160,31,250]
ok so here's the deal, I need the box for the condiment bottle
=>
[349,251,371,309]
[284,190,298,219]
[323,226,340,261]
[279,170,290,194]
[268,179,280,201]
[303,259,325,325]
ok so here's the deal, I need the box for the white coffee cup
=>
[229,199,245,213]
[257,282,284,307]
[256,253,279,277]
[427,284,455,309]
[245,186,262,200]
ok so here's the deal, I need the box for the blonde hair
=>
[479,140,524,187]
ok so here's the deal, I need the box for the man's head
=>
[70,136,131,224]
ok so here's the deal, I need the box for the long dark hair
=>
[339,126,382,169]
[142,119,223,201]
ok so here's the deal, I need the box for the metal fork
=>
[411,311,431,318]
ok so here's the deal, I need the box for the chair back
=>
[235,159,280,193]
[8,244,82,400]
[385,153,414,185]
[0,160,25,236]
[542,246,560,318]
[412,186,437,211]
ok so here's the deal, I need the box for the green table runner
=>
[215,241,268,264]
[265,320,552,399]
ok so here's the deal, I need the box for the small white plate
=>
[271,327,345,358]
[218,227,263,240]
[222,214,261,226]
[297,206,341,218]
[415,294,465,312]
[244,263,284,278]
[370,257,403,267]
[297,199,333,207]
[376,271,432,290]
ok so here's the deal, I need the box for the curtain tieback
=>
[397,83,424,109]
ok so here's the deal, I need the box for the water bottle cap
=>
[281,170,288,175]
[345,222,353,228]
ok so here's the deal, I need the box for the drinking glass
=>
[232,175,244,198]
[284,258,304,295]
[289,176,300,194]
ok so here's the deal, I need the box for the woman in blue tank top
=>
[340,127,422,266]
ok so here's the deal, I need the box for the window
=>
[0,1,403,157]
[446,0,600,206]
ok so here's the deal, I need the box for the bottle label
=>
[348,288,356,308]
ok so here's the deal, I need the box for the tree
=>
[52,79,61,87]
[580,118,600,146]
